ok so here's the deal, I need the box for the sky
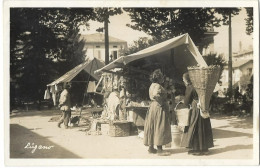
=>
[214,8,253,57]
[82,8,253,58]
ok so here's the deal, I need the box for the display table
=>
[126,106,148,127]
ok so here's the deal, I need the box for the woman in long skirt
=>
[144,69,172,156]
[180,72,214,155]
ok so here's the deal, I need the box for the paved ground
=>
[9,109,254,160]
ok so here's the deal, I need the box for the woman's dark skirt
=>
[180,100,214,151]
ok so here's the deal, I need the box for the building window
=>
[96,46,100,48]
[113,45,117,48]
[113,51,118,59]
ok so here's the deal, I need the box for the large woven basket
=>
[109,121,130,137]
[187,65,221,113]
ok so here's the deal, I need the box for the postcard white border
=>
[3,0,259,166]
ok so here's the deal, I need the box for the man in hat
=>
[58,82,72,129]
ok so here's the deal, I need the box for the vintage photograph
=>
[4,0,259,166]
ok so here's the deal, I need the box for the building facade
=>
[221,59,253,93]
[80,33,127,62]
[197,27,218,56]
[233,50,253,61]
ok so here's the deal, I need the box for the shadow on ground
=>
[10,124,81,158]
[10,108,97,119]
[212,128,253,139]
[10,110,61,119]
[211,114,253,129]
[165,148,188,155]
[209,144,253,156]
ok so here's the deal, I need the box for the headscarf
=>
[183,72,192,85]
[150,69,164,83]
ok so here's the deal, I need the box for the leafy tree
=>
[203,53,226,80]
[214,8,241,25]
[126,37,158,55]
[214,8,241,97]
[124,8,221,52]
[10,8,94,105]
[10,8,59,102]
[10,7,125,108]
[93,8,123,22]
[92,8,123,64]
[245,8,253,35]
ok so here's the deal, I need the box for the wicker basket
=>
[187,65,221,113]
[109,121,130,137]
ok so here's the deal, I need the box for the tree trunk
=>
[228,12,233,98]
[104,12,109,65]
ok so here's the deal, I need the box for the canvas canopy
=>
[47,58,104,86]
[95,33,208,75]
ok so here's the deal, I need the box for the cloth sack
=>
[197,100,210,119]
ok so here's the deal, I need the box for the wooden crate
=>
[109,121,130,137]
[101,124,109,135]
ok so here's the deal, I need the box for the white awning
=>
[95,33,207,74]
[47,58,105,86]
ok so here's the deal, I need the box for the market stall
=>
[94,33,208,136]
[45,58,105,107]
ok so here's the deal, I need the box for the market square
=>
[4,2,259,166]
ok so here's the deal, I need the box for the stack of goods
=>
[187,65,221,118]
[109,121,130,137]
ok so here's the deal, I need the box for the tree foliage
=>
[126,37,158,55]
[214,8,241,25]
[10,8,124,105]
[10,8,94,102]
[124,8,221,51]
[245,8,253,35]
[203,53,226,81]
[94,8,123,22]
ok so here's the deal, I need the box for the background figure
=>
[58,83,72,129]
[234,86,241,102]
[106,91,120,120]
[180,72,214,155]
[143,69,172,156]
[210,81,221,112]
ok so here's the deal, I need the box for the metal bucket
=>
[171,125,182,148]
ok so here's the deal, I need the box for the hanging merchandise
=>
[44,88,51,100]
[55,84,62,92]
[50,85,55,93]
[87,81,96,93]
[52,93,57,106]
[113,75,119,90]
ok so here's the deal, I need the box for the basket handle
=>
[174,101,184,111]
[174,101,191,111]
